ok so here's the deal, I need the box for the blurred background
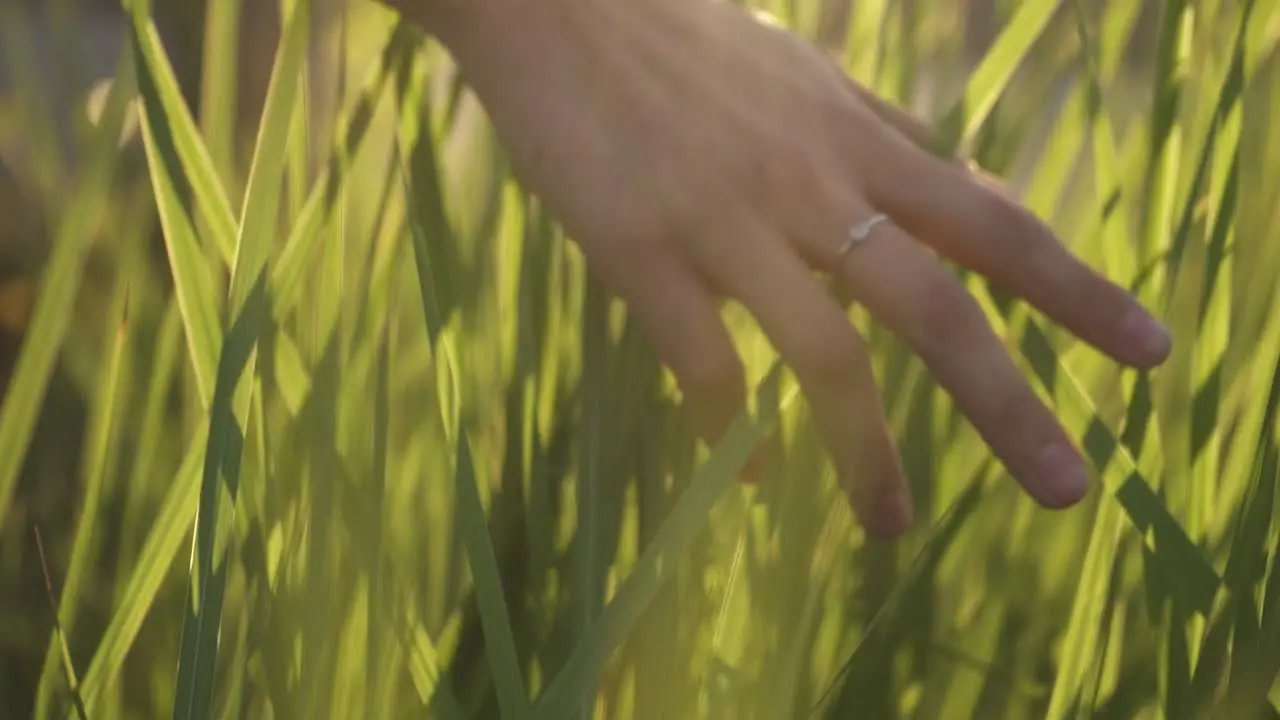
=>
[0,0,1277,718]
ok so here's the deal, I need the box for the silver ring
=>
[837,213,890,258]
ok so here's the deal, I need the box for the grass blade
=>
[74,423,208,717]
[453,430,531,719]
[33,286,130,717]
[0,51,134,526]
[932,0,1066,156]
[134,36,224,407]
[530,369,788,720]
[172,2,312,717]
[817,475,988,718]
[127,10,238,263]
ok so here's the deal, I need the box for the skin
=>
[383,0,1173,538]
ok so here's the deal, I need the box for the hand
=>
[417,0,1172,538]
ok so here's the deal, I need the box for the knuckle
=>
[991,384,1039,429]
[831,99,900,167]
[911,274,988,355]
[982,383,1050,444]
[744,133,826,204]
[674,346,746,438]
[794,329,866,383]
[984,195,1054,267]
[778,142,826,187]
[805,178,861,256]
[678,344,744,401]
[732,145,780,201]
[584,227,668,284]
[794,153,844,207]
[669,176,737,239]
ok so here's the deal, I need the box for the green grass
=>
[0,0,1278,718]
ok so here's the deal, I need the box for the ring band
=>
[837,213,890,258]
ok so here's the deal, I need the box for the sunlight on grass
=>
[0,0,1277,718]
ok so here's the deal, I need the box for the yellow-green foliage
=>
[0,0,1277,718]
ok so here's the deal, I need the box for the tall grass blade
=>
[197,0,243,187]
[453,431,532,719]
[33,527,87,720]
[126,10,237,263]
[0,52,134,526]
[134,41,223,407]
[74,424,208,717]
[817,475,988,718]
[172,2,312,717]
[33,288,130,717]
[1218,360,1280,716]
[932,0,1065,156]
[530,368,788,720]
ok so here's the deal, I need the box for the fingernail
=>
[1122,308,1172,363]
[1036,442,1090,508]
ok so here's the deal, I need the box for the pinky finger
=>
[602,250,753,474]
[842,80,939,153]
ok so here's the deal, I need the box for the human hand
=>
[415,0,1172,538]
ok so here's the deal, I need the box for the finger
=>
[832,212,1091,508]
[692,219,912,537]
[595,246,753,474]
[857,126,1172,370]
[842,80,937,153]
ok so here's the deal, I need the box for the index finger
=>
[858,129,1172,371]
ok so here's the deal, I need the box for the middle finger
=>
[826,205,1092,509]
[691,213,913,537]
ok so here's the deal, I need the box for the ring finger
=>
[824,203,1092,508]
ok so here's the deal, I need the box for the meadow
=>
[0,0,1278,718]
